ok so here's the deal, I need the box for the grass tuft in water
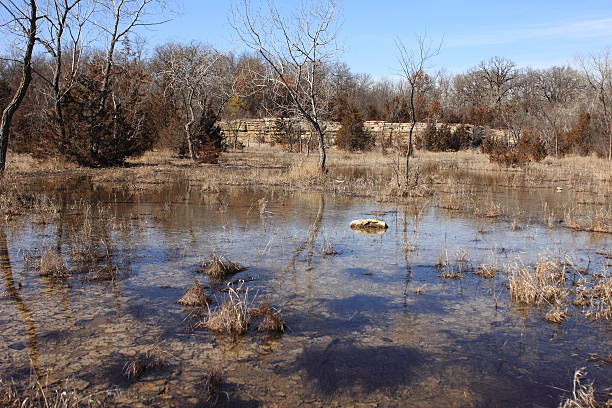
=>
[509,256,566,305]
[199,288,252,335]
[123,348,166,381]
[558,368,604,408]
[28,247,70,280]
[201,253,246,279]
[177,281,211,307]
[251,302,286,332]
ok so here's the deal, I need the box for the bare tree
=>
[531,66,582,157]
[395,34,440,181]
[477,56,517,106]
[156,43,223,160]
[232,0,340,172]
[579,48,612,160]
[37,0,92,144]
[94,0,168,111]
[0,0,39,175]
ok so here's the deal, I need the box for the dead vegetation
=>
[545,303,568,323]
[200,253,246,280]
[437,249,472,279]
[0,175,60,219]
[177,281,211,307]
[197,288,286,336]
[558,368,608,408]
[198,288,252,335]
[25,247,70,280]
[122,348,167,381]
[202,372,224,408]
[0,376,105,407]
[251,302,286,332]
[509,256,566,305]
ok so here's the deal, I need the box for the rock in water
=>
[350,219,388,230]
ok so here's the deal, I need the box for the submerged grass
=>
[122,348,166,381]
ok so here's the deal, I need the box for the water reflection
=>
[0,177,610,407]
[0,229,42,378]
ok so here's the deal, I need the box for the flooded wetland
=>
[1,157,611,407]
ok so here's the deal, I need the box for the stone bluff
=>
[219,118,507,147]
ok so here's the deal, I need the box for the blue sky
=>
[145,0,612,77]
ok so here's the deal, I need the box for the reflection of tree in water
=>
[285,195,325,272]
[0,229,42,379]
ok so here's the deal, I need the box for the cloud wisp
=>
[446,17,612,48]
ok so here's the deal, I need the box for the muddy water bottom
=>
[1,181,610,407]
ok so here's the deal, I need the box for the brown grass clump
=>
[201,253,246,280]
[437,249,472,279]
[177,281,210,307]
[509,257,566,305]
[251,302,286,333]
[199,288,251,335]
[33,248,70,280]
[585,275,612,320]
[0,376,104,407]
[475,264,498,279]
[558,368,605,408]
[123,348,166,381]
[83,263,120,282]
[201,372,223,408]
[545,304,568,323]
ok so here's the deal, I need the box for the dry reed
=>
[509,256,566,305]
[558,368,605,408]
[199,288,252,335]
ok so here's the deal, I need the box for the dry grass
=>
[83,265,119,282]
[201,253,246,280]
[585,274,612,320]
[565,209,612,234]
[0,376,104,407]
[251,302,286,333]
[0,175,60,219]
[199,288,252,335]
[545,303,568,323]
[27,247,70,280]
[475,264,498,279]
[201,372,224,408]
[122,348,166,381]
[177,281,211,307]
[509,256,566,305]
[558,368,606,408]
[437,249,472,279]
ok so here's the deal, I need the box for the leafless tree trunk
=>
[395,34,440,182]
[37,0,91,145]
[0,0,38,175]
[156,43,226,161]
[232,0,339,173]
[580,49,612,160]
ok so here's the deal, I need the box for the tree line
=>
[1,0,610,176]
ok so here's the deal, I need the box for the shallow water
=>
[1,177,610,407]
